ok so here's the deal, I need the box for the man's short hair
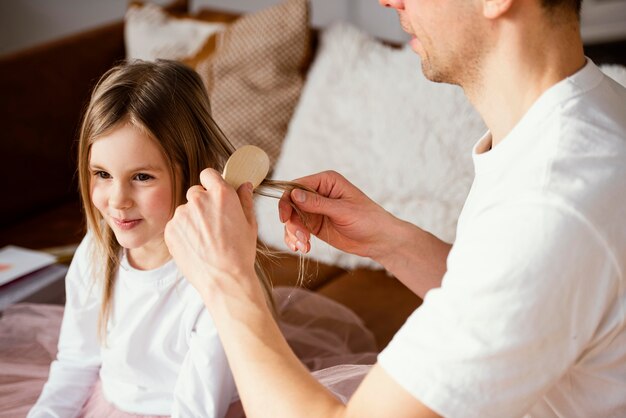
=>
[541,0,582,16]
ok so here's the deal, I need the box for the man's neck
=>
[463,8,586,148]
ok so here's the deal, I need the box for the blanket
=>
[0,288,376,417]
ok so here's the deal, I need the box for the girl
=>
[28,59,275,417]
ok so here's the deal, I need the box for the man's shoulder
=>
[561,63,626,135]
[544,63,626,171]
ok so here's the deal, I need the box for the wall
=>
[1,0,625,57]
[0,0,169,56]
[190,0,408,43]
[191,0,626,45]
[581,0,626,44]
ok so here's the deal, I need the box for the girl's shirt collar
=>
[119,249,178,287]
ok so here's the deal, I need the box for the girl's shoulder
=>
[170,273,217,332]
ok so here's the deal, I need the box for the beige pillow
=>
[196,0,311,168]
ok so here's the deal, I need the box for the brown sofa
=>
[0,2,421,351]
[2,0,624,352]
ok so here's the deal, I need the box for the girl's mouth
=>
[112,217,141,230]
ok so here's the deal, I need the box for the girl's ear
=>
[482,0,514,19]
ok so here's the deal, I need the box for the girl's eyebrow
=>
[88,163,164,172]
[127,165,165,172]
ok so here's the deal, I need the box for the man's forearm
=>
[373,219,451,298]
[200,277,346,418]
[200,270,441,418]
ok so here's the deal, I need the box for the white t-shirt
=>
[28,234,237,417]
[379,59,626,417]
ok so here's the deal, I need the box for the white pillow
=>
[256,23,486,269]
[124,3,225,61]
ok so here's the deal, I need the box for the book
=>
[0,245,57,287]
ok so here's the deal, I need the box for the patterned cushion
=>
[196,0,311,168]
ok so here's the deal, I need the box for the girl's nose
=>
[109,182,133,209]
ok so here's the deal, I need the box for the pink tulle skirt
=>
[0,287,376,417]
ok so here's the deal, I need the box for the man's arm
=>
[207,283,440,418]
[165,169,440,418]
[365,216,451,298]
[279,171,451,298]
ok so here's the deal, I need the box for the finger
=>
[199,167,224,190]
[278,192,294,224]
[285,216,311,242]
[290,170,334,190]
[237,182,257,228]
[281,170,348,223]
[283,226,310,254]
[291,170,345,196]
[290,188,339,217]
[185,185,205,202]
[285,214,311,253]
[283,227,297,252]
[164,205,187,253]
[164,215,176,249]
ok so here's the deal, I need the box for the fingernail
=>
[292,189,305,203]
[295,230,306,242]
[296,240,307,252]
[290,242,297,252]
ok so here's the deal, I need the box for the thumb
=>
[291,188,339,217]
[237,182,257,227]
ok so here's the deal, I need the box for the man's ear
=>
[482,0,514,19]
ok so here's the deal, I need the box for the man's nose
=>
[379,0,404,9]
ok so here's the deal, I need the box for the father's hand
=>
[278,170,398,261]
[165,168,258,300]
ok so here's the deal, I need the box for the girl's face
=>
[89,123,174,269]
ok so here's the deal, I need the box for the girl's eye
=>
[94,171,110,179]
[135,173,153,182]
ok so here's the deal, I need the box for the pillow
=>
[124,3,226,62]
[255,23,486,270]
[195,0,311,168]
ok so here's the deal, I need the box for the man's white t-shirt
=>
[28,234,237,417]
[379,59,626,417]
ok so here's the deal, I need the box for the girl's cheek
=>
[147,187,174,220]
[91,185,107,213]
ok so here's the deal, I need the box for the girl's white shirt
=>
[28,233,237,417]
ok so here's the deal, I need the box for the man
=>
[165,0,626,416]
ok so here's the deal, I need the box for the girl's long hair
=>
[78,59,292,341]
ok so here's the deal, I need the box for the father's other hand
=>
[165,168,259,301]
[279,170,400,262]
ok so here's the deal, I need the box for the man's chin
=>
[420,60,438,82]
[419,60,456,85]
[407,41,444,83]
